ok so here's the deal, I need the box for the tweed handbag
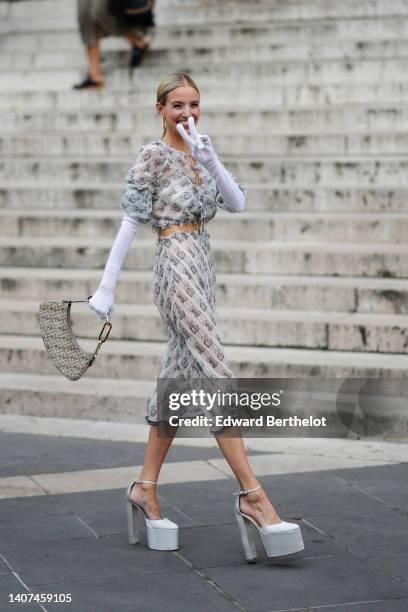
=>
[38,297,112,381]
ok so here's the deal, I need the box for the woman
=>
[88,72,304,562]
[74,0,152,89]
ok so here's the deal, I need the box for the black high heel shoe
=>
[129,45,147,69]
[73,75,104,90]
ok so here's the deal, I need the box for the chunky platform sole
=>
[125,484,179,551]
[145,519,179,551]
[233,483,305,563]
[235,510,304,561]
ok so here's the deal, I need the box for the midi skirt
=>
[145,226,235,435]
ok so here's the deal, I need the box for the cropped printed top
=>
[120,139,246,230]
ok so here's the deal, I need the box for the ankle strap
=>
[134,479,157,485]
[234,484,262,496]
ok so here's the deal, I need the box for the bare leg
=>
[125,32,148,49]
[86,42,104,83]
[215,427,282,526]
[129,424,177,519]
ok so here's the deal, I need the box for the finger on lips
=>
[176,118,205,150]
[188,117,204,149]
[176,122,194,148]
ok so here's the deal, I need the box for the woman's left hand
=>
[176,117,218,171]
[178,116,246,212]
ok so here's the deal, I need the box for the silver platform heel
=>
[234,484,304,562]
[125,479,179,551]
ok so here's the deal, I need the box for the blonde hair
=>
[157,72,200,138]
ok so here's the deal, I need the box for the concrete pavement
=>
[0,414,407,611]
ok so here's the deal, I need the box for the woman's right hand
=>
[88,285,115,320]
[176,116,218,172]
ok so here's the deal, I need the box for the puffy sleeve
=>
[120,143,163,224]
[215,169,247,212]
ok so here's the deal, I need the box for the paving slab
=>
[175,521,344,570]
[173,498,237,528]
[307,601,408,612]
[0,573,43,610]
[30,571,241,612]
[0,475,45,500]
[209,453,394,479]
[303,497,408,581]
[204,556,408,612]
[0,494,70,523]
[0,430,231,478]
[334,463,408,512]
[263,470,407,518]
[0,534,187,587]
[0,513,94,548]
[0,556,9,573]
[53,488,196,536]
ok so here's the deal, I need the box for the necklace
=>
[185,153,202,187]
[162,139,202,187]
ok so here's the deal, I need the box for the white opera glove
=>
[176,117,245,213]
[88,214,139,320]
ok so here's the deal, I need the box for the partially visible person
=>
[74,0,154,89]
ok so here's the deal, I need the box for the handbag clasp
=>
[94,320,112,356]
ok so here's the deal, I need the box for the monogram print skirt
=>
[145,226,235,435]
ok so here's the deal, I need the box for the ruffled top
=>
[120,139,246,230]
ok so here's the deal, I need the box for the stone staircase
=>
[0,0,408,424]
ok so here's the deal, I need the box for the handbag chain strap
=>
[63,296,112,359]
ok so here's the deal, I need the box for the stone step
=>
[1,182,407,213]
[0,334,406,378]
[1,73,406,106]
[1,130,407,156]
[0,372,152,423]
[3,42,408,72]
[0,9,408,38]
[2,209,408,244]
[155,0,408,25]
[2,266,408,314]
[3,0,408,25]
[4,105,408,134]
[3,298,408,353]
[2,9,408,40]
[2,33,408,64]
[1,156,406,187]
[3,57,408,88]
[0,236,407,277]
[2,81,408,111]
